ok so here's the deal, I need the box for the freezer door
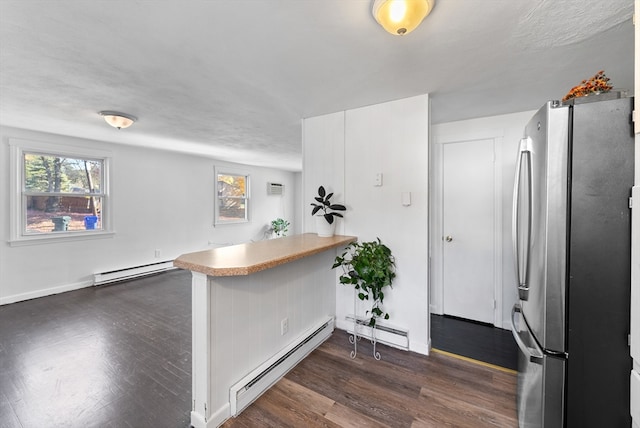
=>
[513,102,569,353]
[511,304,564,428]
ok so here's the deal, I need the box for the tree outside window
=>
[23,152,104,233]
[216,172,249,224]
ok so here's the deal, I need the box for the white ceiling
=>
[0,0,634,171]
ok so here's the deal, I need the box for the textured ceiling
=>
[0,0,634,171]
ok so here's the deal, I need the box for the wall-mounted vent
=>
[94,261,174,286]
[267,182,284,195]
[229,317,333,416]
[345,315,409,350]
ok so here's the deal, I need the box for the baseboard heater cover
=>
[345,315,410,351]
[229,316,334,416]
[93,260,175,286]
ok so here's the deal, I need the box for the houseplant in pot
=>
[310,185,346,237]
[332,238,396,359]
[332,238,396,327]
[269,218,290,238]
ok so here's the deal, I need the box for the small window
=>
[10,140,111,244]
[215,170,249,225]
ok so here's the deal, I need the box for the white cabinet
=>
[302,94,430,354]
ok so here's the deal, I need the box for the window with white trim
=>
[10,140,112,244]
[215,169,249,225]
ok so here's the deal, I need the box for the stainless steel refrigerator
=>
[511,94,633,427]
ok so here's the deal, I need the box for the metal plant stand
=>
[349,295,382,360]
[349,325,381,360]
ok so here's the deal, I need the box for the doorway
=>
[430,314,517,369]
[442,138,495,323]
[431,137,503,327]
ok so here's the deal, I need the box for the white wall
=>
[293,171,303,235]
[0,126,298,304]
[303,95,430,355]
[302,111,346,235]
[431,109,537,328]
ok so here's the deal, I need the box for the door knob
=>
[445,235,453,242]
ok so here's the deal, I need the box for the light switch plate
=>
[401,192,411,206]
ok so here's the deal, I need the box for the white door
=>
[442,138,495,324]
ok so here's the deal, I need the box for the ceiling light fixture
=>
[99,111,137,129]
[372,0,435,36]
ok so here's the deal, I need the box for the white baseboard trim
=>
[411,340,429,356]
[190,403,230,428]
[0,279,93,305]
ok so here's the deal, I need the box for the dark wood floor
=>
[430,314,518,371]
[0,270,192,428]
[224,330,517,427]
[0,270,517,427]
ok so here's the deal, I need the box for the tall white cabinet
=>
[302,94,430,355]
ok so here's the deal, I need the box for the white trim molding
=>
[8,138,113,245]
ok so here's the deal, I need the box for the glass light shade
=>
[99,111,136,129]
[372,0,434,36]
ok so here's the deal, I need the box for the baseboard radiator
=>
[93,260,175,286]
[345,315,410,351]
[229,317,334,416]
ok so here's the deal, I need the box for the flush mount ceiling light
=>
[372,0,435,36]
[99,111,137,129]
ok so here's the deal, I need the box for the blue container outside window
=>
[84,216,98,230]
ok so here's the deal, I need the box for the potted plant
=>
[332,238,396,327]
[270,218,290,238]
[310,185,346,237]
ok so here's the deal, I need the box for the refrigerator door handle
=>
[511,303,544,365]
[512,137,533,301]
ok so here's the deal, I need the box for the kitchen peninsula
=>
[174,233,356,428]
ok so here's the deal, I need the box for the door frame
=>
[430,132,504,328]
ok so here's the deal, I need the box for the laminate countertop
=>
[174,233,357,277]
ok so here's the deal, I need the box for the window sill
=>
[214,220,249,226]
[8,231,115,247]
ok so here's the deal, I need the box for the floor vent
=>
[345,315,410,350]
[93,260,174,286]
[230,317,334,416]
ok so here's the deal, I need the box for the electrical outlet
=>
[154,249,161,258]
[280,318,289,336]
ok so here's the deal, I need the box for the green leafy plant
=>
[270,218,290,237]
[332,238,396,327]
[310,185,346,224]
